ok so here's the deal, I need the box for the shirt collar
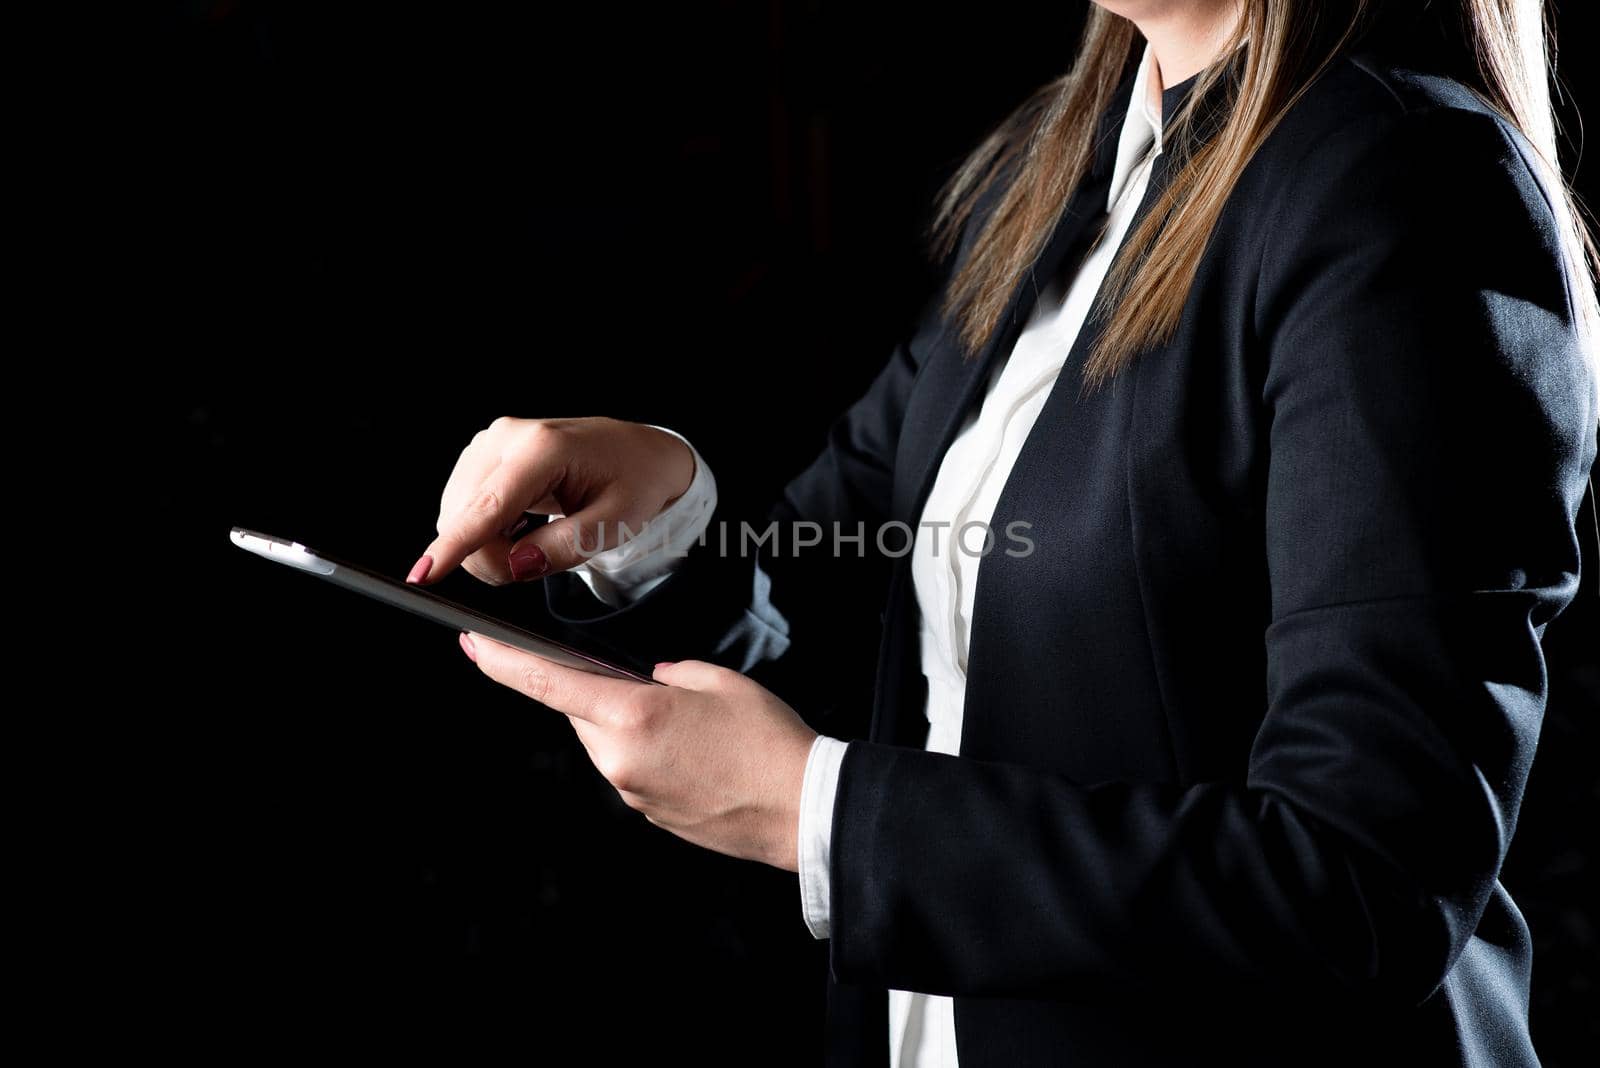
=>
[1106,42,1164,211]
[1104,40,1217,212]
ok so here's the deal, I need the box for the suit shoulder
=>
[1255,51,1539,186]
[1245,55,1587,407]
[1239,51,1562,252]
[1328,50,1495,120]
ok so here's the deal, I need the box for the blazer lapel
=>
[866,44,1244,751]
[869,57,1142,750]
[892,61,1139,528]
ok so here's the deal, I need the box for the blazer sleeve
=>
[821,106,1599,1005]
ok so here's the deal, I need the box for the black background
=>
[103,2,1597,1062]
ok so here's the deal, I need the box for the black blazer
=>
[543,32,1600,1068]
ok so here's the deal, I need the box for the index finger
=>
[417,457,562,583]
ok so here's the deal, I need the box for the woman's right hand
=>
[409,416,697,588]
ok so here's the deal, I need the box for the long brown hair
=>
[928,1,1600,401]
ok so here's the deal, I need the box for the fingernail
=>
[508,543,549,581]
[458,632,477,662]
[406,555,433,584]
[506,514,533,540]
[654,661,676,672]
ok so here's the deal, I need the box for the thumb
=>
[651,659,734,690]
[507,499,659,580]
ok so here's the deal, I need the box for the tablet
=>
[229,527,660,685]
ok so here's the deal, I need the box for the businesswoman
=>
[410,0,1599,1064]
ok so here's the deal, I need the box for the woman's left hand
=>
[458,633,819,873]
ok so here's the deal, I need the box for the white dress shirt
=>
[567,41,1167,1068]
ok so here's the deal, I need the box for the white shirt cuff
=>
[798,734,850,940]
[562,426,717,607]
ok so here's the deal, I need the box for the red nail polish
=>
[406,555,433,584]
[458,632,477,662]
[508,543,548,581]
[654,661,676,672]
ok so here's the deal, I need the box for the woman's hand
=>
[410,416,696,587]
[459,633,819,873]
